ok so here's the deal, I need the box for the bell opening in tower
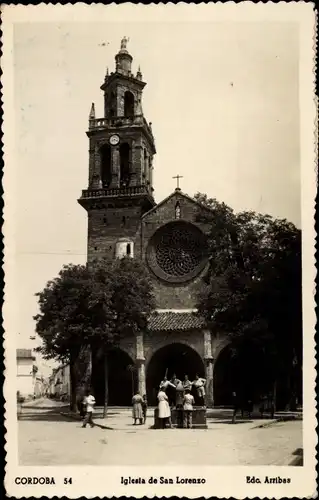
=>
[100,144,112,188]
[124,91,134,117]
[120,143,131,187]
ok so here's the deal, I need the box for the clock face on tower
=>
[109,134,120,146]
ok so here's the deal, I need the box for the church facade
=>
[78,39,230,407]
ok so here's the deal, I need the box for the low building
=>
[16,348,36,399]
[48,364,70,400]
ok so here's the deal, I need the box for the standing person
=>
[142,394,148,424]
[82,389,96,428]
[193,374,206,406]
[183,375,192,392]
[175,380,185,409]
[170,374,181,407]
[183,389,195,429]
[160,376,176,407]
[132,392,143,425]
[160,376,176,391]
[170,373,181,387]
[157,389,171,429]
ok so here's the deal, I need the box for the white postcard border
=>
[2,3,317,498]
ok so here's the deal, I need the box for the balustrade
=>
[81,185,149,198]
[88,115,145,130]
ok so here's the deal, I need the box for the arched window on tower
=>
[120,143,131,187]
[175,201,181,219]
[100,144,112,188]
[109,91,116,118]
[124,91,134,117]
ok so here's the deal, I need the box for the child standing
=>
[183,389,195,429]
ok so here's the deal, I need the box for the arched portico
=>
[213,340,274,407]
[146,342,205,405]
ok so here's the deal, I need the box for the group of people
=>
[79,373,207,430]
[155,373,206,429]
[130,374,206,429]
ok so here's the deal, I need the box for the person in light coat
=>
[192,374,206,406]
[132,392,143,425]
[157,389,172,428]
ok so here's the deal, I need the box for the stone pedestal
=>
[153,407,207,429]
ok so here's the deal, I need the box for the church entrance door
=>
[92,348,137,406]
[146,343,205,406]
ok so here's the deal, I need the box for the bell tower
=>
[78,38,156,263]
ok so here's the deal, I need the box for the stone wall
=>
[87,204,144,264]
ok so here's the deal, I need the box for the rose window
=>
[147,221,208,283]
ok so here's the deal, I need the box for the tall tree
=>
[34,258,155,415]
[194,193,302,408]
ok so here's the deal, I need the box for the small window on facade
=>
[175,202,181,219]
[126,243,131,256]
[122,216,126,226]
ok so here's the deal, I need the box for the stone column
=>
[111,146,120,187]
[203,329,214,407]
[136,332,146,396]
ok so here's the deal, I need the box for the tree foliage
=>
[194,192,302,404]
[34,258,155,411]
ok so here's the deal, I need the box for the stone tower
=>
[78,37,156,263]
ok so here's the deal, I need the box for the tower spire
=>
[136,65,142,80]
[89,102,95,120]
[115,37,133,75]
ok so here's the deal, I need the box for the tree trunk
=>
[103,353,108,418]
[69,357,78,413]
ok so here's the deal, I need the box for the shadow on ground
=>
[18,407,114,429]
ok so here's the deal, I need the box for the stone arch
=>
[213,339,274,407]
[91,347,137,406]
[146,341,205,405]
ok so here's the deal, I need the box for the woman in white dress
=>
[157,389,171,428]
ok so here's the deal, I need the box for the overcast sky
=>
[12,20,300,368]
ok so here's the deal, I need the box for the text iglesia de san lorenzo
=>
[77,38,238,407]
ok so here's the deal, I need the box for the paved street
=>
[18,399,302,466]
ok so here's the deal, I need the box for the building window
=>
[175,202,181,219]
[126,243,131,256]
[124,91,134,117]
